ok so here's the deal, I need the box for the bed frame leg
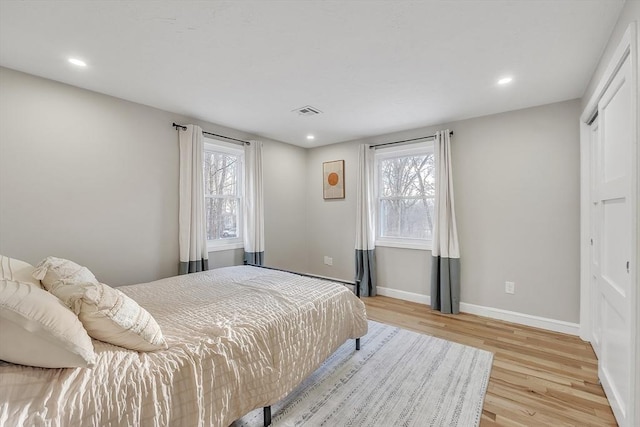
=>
[356,338,360,350]
[264,406,271,426]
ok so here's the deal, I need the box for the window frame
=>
[203,137,244,252]
[374,142,434,251]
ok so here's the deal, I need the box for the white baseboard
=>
[377,286,431,305]
[375,287,580,336]
[459,302,580,336]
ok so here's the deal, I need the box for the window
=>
[375,142,435,250]
[203,138,244,251]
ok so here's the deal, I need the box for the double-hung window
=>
[203,138,244,251]
[375,142,435,250]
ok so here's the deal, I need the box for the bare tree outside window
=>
[203,147,241,241]
[378,151,435,240]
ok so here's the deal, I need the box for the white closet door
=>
[595,54,634,427]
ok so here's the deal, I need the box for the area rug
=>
[233,321,493,427]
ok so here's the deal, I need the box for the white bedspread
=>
[0,266,368,426]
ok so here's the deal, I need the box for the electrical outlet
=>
[324,256,333,266]
[505,281,515,294]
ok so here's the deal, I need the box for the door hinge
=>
[627,261,630,273]
[590,238,593,246]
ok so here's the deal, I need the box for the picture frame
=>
[323,160,345,199]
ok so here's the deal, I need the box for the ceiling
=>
[0,1,624,147]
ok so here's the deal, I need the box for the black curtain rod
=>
[172,122,251,145]
[369,131,454,149]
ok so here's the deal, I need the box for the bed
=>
[0,264,368,426]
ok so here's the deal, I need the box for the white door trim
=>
[579,118,592,341]
[579,22,638,427]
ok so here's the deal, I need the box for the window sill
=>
[375,240,432,251]
[207,241,244,252]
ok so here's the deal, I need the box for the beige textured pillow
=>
[0,279,96,368]
[0,255,42,289]
[49,280,167,352]
[32,256,98,291]
[33,256,167,352]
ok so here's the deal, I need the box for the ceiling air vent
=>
[292,105,322,116]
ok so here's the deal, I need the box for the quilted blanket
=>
[0,266,368,426]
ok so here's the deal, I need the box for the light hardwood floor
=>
[362,296,616,426]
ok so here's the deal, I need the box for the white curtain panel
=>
[355,144,377,296]
[243,141,265,265]
[430,130,461,313]
[178,125,209,274]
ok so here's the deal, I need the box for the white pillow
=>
[33,256,167,352]
[0,255,42,289]
[32,256,98,291]
[48,280,167,352]
[0,279,96,368]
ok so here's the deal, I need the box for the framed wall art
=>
[323,160,345,199]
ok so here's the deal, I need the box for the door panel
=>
[601,198,627,296]
[600,296,629,409]
[602,81,630,182]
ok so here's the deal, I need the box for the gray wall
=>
[306,142,359,280]
[0,67,307,285]
[452,101,580,322]
[582,1,640,109]
[0,66,583,323]
[263,140,309,272]
[305,100,581,323]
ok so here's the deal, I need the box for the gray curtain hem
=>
[244,251,264,266]
[430,256,460,314]
[179,259,209,275]
[355,249,376,297]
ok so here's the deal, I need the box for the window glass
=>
[376,143,435,248]
[203,139,243,245]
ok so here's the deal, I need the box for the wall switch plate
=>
[505,281,515,294]
[324,256,333,266]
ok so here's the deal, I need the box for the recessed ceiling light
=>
[68,58,87,67]
[306,135,315,140]
[497,77,513,85]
